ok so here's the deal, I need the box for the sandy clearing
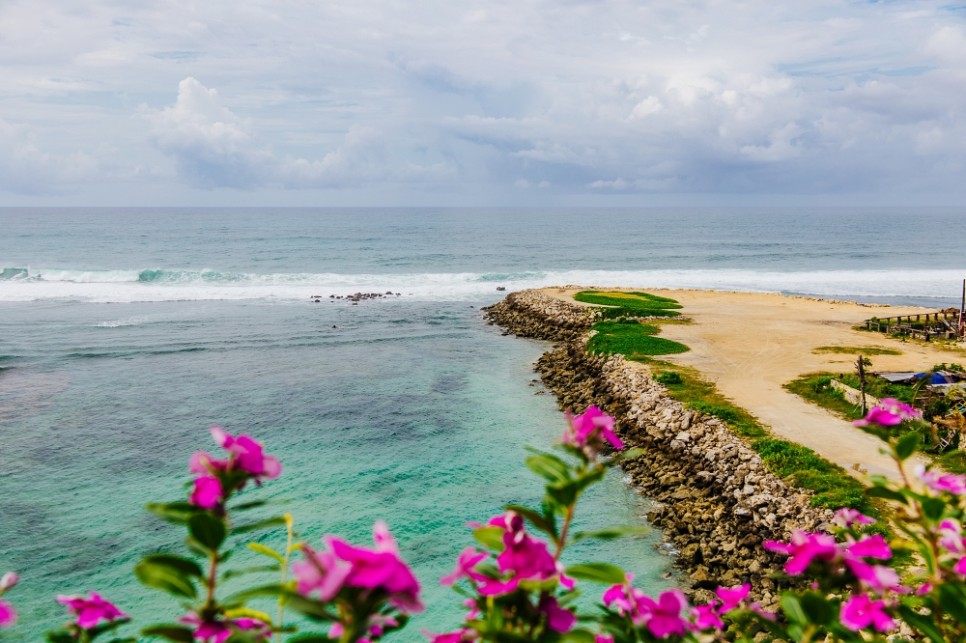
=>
[540,287,965,481]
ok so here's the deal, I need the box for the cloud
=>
[0,116,97,195]
[2,1,966,203]
[148,77,455,190]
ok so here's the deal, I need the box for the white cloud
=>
[1,0,965,203]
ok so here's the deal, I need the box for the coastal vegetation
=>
[785,370,966,473]
[812,345,902,356]
[651,362,874,517]
[587,320,689,359]
[573,290,682,318]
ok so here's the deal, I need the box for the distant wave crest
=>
[0,265,962,304]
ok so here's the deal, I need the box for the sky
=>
[1,0,965,207]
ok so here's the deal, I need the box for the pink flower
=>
[297,521,423,613]
[181,613,270,643]
[918,466,966,495]
[715,583,750,613]
[292,543,352,601]
[639,589,691,638]
[749,602,777,622]
[763,531,838,575]
[833,508,876,529]
[440,547,489,586]
[839,594,895,632]
[0,600,15,628]
[844,559,900,593]
[595,635,614,643]
[539,596,576,633]
[563,406,623,453]
[211,427,282,479]
[938,519,966,553]
[426,629,476,642]
[853,398,920,428]
[845,534,891,560]
[0,573,18,591]
[189,476,224,509]
[691,603,724,630]
[56,592,126,630]
[477,511,570,595]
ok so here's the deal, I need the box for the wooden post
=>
[959,278,965,338]
[857,355,868,416]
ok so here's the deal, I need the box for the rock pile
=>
[488,289,833,606]
[482,289,599,342]
[311,292,402,304]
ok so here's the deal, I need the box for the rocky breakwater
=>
[482,289,599,342]
[487,289,833,606]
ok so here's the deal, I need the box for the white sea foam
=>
[1,268,962,303]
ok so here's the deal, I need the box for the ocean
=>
[1,206,963,638]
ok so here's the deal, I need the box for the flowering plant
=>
[5,400,966,641]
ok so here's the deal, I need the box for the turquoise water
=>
[1,207,964,639]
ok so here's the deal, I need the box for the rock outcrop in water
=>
[484,289,832,606]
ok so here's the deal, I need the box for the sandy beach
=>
[541,287,964,480]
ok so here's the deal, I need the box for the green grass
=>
[752,438,874,514]
[649,362,768,439]
[813,345,903,356]
[574,290,682,318]
[586,320,689,359]
[785,374,865,422]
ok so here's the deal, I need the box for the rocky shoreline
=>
[483,289,833,606]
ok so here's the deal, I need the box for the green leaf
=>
[233,516,287,534]
[799,591,833,626]
[780,593,807,626]
[46,630,75,643]
[865,485,909,504]
[189,512,227,551]
[287,635,337,643]
[564,562,627,584]
[560,629,597,643]
[231,499,270,511]
[472,526,505,551]
[141,625,196,642]
[140,553,204,578]
[938,584,966,624]
[921,496,947,522]
[247,542,286,564]
[221,564,280,581]
[897,605,945,643]
[134,558,198,598]
[146,501,200,524]
[571,526,649,542]
[505,504,557,538]
[526,454,571,483]
[896,431,921,460]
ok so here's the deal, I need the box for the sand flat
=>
[541,287,964,480]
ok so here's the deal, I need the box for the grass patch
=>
[574,290,682,318]
[587,320,689,359]
[752,438,874,514]
[648,361,768,440]
[785,374,865,422]
[813,345,902,356]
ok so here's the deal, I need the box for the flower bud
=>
[0,573,18,591]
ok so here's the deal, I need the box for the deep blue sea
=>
[1,207,964,639]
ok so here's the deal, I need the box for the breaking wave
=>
[0,265,962,304]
